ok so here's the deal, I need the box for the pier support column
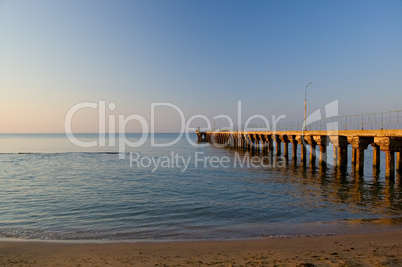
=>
[385,151,395,178]
[296,136,306,165]
[292,142,298,160]
[254,138,260,153]
[338,146,348,167]
[232,133,236,148]
[197,131,210,143]
[288,135,297,161]
[372,144,380,169]
[333,144,338,165]
[314,136,329,166]
[248,134,253,151]
[250,135,256,152]
[279,135,289,158]
[319,145,327,166]
[255,135,259,153]
[265,135,273,154]
[243,134,247,149]
[310,144,316,165]
[255,135,261,153]
[397,150,402,173]
[374,137,402,179]
[329,136,348,168]
[301,144,306,165]
[260,135,267,154]
[283,142,288,158]
[261,140,266,153]
[348,137,373,175]
[274,135,281,155]
[351,148,357,166]
[356,149,364,175]
[305,136,317,166]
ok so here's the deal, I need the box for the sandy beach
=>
[0,231,401,266]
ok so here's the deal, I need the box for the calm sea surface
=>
[0,133,401,241]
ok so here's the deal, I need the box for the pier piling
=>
[197,130,402,178]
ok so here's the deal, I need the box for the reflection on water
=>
[225,146,402,218]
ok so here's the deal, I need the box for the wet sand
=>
[1,230,401,266]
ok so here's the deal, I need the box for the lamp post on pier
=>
[304,82,312,131]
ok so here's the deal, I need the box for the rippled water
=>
[0,133,401,240]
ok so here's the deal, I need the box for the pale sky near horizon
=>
[1,0,401,133]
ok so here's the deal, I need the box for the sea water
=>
[0,133,401,240]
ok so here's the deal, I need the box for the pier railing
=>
[215,110,402,132]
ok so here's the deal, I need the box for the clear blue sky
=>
[1,0,401,132]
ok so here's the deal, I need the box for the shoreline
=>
[1,231,401,266]
[1,227,400,244]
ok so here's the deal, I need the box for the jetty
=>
[196,111,402,178]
